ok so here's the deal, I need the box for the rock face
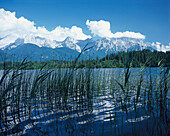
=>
[1,36,170,61]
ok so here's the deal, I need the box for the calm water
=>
[0,68,169,136]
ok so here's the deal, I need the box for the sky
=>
[0,0,169,47]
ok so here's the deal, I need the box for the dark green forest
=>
[0,49,170,69]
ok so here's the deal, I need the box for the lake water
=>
[0,68,169,136]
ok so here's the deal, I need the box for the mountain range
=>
[0,35,170,61]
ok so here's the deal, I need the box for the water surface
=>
[0,68,169,135]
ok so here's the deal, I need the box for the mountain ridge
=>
[1,36,170,61]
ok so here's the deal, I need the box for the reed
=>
[0,51,169,135]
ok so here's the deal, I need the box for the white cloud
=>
[0,8,91,48]
[86,20,145,39]
[113,31,145,39]
[0,9,149,49]
[86,20,114,38]
[0,9,37,47]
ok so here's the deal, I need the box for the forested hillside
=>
[0,50,169,69]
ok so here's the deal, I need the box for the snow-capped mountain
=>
[61,37,81,52]
[94,37,152,52]
[93,37,170,53]
[1,35,170,61]
[3,36,59,50]
[3,35,170,53]
[3,36,82,53]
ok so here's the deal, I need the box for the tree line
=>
[0,49,170,69]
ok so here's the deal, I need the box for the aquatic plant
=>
[0,51,169,135]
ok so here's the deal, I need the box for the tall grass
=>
[0,52,169,135]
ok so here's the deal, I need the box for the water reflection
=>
[0,68,169,136]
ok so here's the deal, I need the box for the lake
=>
[0,67,169,136]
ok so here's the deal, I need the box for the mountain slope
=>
[78,38,157,58]
[0,49,5,61]
[4,43,80,61]
[1,36,170,61]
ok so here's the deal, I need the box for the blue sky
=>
[0,0,169,44]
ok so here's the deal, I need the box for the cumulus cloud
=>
[86,20,145,39]
[0,8,91,48]
[86,20,114,38]
[0,9,37,47]
[0,9,148,49]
